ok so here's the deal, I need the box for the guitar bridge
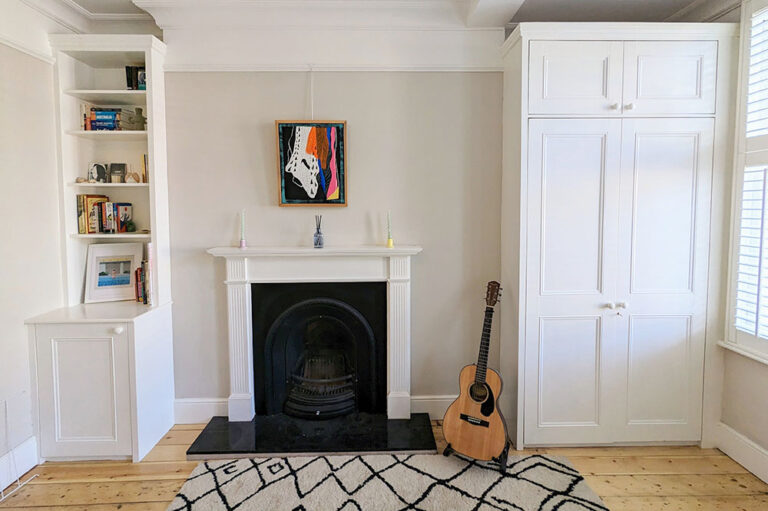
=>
[460,413,489,427]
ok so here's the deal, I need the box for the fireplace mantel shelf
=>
[208,245,422,258]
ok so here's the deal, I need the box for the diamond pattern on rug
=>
[168,454,608,511]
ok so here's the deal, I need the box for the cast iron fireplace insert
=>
[252,282,387,418]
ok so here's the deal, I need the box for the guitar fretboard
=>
[475,306,495,384]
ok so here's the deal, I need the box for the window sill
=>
[718,341,768,367]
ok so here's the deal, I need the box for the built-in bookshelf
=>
[50,35,171,307]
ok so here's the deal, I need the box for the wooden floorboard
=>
[1,420,766,509]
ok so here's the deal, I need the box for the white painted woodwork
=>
[48,34,171,308]
[27,302,175,461]
[523,116,715,445]
[622,41,717,115]
[615,118,713,442]
[500,23,736,448]
[528,41,624,115]
[524,118,622,444]
[528,38,718,116]
[33,322,133,458]
[208,245,422,421]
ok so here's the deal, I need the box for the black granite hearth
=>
[186,413,436,460]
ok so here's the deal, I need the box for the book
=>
[125,66,146,90]
[115,203,132,232]
[84,195,108,233]
[76,195,86,234]
[142,154,148,183]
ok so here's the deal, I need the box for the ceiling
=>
[67,0,146,16]
[510,0,723,23]
[66,0,739,25]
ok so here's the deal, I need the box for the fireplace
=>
[193,245,436,458]
[252,282,387,419]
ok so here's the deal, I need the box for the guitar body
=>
[443,364,508,461]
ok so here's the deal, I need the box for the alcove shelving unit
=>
[49,34,171,308]
[25,35,174,462]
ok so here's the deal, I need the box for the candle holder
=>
[239,208,247,249]
[314,215,324,249]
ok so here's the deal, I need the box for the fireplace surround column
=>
[208,246,422,422]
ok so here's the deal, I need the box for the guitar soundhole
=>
[469,383,488,403]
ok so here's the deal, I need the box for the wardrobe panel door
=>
[529,41,623,115]
[622,41,717,115]
[524,119,623,445]
[616,118,714,442]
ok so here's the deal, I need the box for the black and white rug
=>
[168,454,607,510]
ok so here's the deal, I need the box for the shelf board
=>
[66,89,146,107]
[70,233,151,239]
[66,130,147,140]
[69,182,149,188]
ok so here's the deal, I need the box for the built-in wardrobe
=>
[499,23,738,448]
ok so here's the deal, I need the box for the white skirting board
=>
[0,436,38,493]
[174,395,458,424]
[410,395,457,419]
[717,422,768,483]
[174,398,228,424]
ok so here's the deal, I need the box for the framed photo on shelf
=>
[84,243,143,303]
[276,120,347,206]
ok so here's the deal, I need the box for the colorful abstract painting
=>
[276,121,346,206]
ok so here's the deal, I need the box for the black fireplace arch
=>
[263,297,379,416]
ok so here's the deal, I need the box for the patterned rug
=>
[167,453,607,510]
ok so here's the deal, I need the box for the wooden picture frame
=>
[275,120,347,207]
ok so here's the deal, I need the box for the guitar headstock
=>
[485,281,501,306]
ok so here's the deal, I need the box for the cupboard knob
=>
[603,302,616,310]
[624,103,635,110]
[112,326,124,335]
[617,302,629,309]
[609,103,619,110]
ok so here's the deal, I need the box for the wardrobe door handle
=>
[603,302,617,310]
[609,103,620,110]
[624,103,635,110]
[616,302,629,309]
[112,326,124,335]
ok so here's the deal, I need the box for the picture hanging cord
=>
[309,64,315,120]
[0,401,38,503]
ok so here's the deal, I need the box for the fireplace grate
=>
[284,352,356,419]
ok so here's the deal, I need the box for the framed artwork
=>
[84,242,143,303]
[276,121,347,206]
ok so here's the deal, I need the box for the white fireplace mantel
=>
[208,245,422,421]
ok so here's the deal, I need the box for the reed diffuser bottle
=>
[314,215,324,249]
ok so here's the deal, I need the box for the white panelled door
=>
[528,41,624,115]
[35,323,133,458]
[615,118,714,442]
[622,42,717,115]
[524,119,623,444]
[524,118,714,445]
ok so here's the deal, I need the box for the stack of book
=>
[83,107,146,131]
[135,244,153,305]
[125,66,146,90]
[76,194,133,234]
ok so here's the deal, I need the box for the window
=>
[730,0,768,357]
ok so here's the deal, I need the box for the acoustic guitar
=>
[442,281,510,470]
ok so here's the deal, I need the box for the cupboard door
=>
[615,118,714,442]
[35,323,132,458]
[622,41,717,115]
[524,119,623,445]
[528,41,624,115]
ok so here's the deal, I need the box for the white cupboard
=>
[500,23,737,447]
[528,39,717,116]
[27,302,175,461]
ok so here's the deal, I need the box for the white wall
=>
[165,71,503,406]
[0,43,62,455]
[721,352,768,449]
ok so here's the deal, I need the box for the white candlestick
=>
[239,209,246,249]
[387,210,392,238]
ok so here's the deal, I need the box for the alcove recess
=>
[50,35,170,307]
